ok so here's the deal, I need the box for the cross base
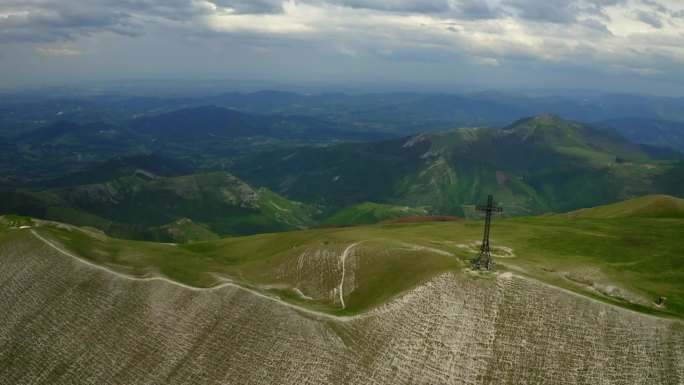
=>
[471,252,495,270]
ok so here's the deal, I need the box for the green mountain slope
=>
[561,194,684,218]
[233,115,678,215]
[323,202,429,225]
[0,171,318,241]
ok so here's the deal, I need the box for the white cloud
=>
[1,0,683,92]
[35,46,83,56]
[472,56,499,65]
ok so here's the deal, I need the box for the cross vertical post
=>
[471,194,503,270]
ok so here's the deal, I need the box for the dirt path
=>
[30,229,359,322]
[338,242,359,309]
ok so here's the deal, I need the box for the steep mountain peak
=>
[501,114,648,162]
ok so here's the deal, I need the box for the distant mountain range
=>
[2,88,684,240]
[0,106,392,182]
[3,88,684,144]
[130,105,385,141]
[598,117,684,152]
[4,89,684,184]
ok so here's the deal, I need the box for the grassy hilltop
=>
[3,194,683,318]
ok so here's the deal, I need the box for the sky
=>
[1,0,683,95]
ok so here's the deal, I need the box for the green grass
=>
[560,194,684,218]
[6,209,684,319]
[555,145,615,168]
[160,218,220,243]
[323,202,429,225]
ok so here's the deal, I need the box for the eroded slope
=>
[1,229,682,384]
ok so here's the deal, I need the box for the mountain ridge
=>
[0,171,318,241]
[232,115,674,215]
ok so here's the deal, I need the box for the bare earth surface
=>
[1,231,683,384]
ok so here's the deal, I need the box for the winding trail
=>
[338,242,359,309]
[29,229,359,322]
[27,227,669,326]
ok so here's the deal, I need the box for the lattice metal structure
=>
[471,194,503,270]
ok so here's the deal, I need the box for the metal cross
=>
[471,194,503,270]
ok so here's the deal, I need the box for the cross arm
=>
[475,205,503,212]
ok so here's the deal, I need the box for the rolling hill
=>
[322,202,430,225]
[0,106,389,184]
[599,117,684,152]
[1,197,683,383]
[561,194,684,218]
[0,171,318,242]
[131,105,382,141]
[39,153,195,188]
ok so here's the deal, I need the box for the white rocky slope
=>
[1,231,682,384]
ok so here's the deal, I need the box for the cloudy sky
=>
[1,0,683,94]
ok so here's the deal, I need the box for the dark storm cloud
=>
[0,2,148,43]
[0,8,138,43]
[580,18,612,33]
[641,0,668,14]
[302,0,451,13]
[92,0,284,17]
[456,0,502,19]
[639,0,684,19]
[302,0,503,18]
[502,0,626,23]
[636,10,663,28]
[503,0,578,23]
[0,0,285,44]
[210,0,285,14]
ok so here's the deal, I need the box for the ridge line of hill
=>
[26,224,679,322]
[496,261,682,323]
[29,228,357,322]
